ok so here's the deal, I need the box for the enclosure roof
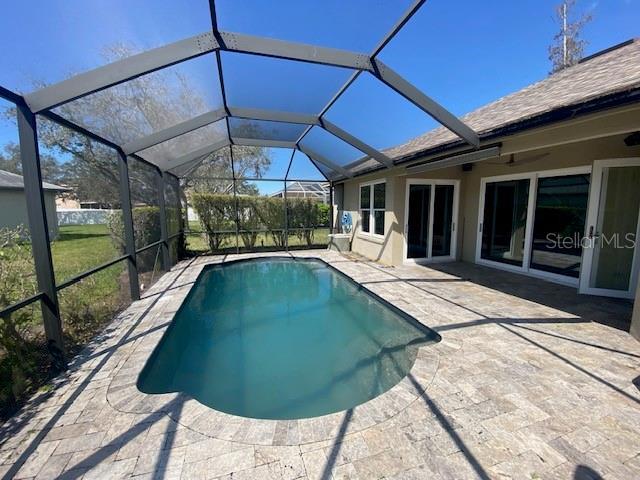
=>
[271,181,329,197]
[285,181,330,192]
[5,0,486,183]
[0,169,68,192]
[366,38,640,171]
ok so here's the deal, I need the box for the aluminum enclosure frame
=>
[0,0,479,363]
[24,0,478,181]
[0,87,182,358]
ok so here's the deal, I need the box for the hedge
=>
[108,206,161,272]
[191,193,329,251]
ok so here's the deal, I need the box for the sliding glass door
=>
[480,179,530,266]
[529,174,590,278]
[580,159,640,298]
[432,184,455,257]
[405,180,459,262]
[477,168,591,285]
[407,184,431,259]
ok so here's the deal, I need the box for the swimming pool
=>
[137,257,440,419]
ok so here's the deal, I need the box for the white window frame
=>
[579,158,640,299]
[359,179,386,239]
[475,166,592,287]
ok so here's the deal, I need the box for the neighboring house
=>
[337,39,640,309]
[269,181,330,203]
[55,192,119,226]
[56,195,116,210]
[55,194,80,209]
[0,169,67,239]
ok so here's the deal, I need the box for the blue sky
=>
[0,0,638,185]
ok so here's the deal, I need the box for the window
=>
[360,181,385,236]
[360,185,371,233]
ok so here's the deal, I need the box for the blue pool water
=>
[137,258,440,419]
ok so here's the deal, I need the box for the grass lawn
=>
[51,224,120,283]
[1,224,128,418]
[50,224,129,333]
[51,224,126,314]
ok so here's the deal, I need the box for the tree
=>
[181,121,273,195]
[4,43,271,204]
[0,142,64,184]
[182,144,270,196]
[548,0,592,74]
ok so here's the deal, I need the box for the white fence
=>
[57,209,117,225]
[187,207,199,222]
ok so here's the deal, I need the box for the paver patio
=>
[1,251,639,480]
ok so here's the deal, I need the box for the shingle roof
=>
[0,169,68,192]
[350,38,640,176]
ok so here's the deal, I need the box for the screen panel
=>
[182,148,234,192]
[128,156,161,248]
[215,0,414,52]
[299,152,339,181]
[138,119,228,167]
[0,98,38,310]
[233,147,293,180]
[0,0,212,93]
[51,54,223,146]
[324,72,438,151]
[286,181,330,248]
[287,150,327,181]
[299,127,362,168]
[165,177,181,238]
[222,52,352,114]
[58,261,131,344]
[35,117,124,284]
[229,118,307,142]
[238,180,286,252]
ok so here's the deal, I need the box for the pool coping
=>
[105,252,442,446]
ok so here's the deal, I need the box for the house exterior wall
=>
[339,105,640,268]
[0,189,60,239]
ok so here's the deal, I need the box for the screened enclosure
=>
[0,0,479,396]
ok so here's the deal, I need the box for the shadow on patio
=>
[0,258,198,480]
[2,254,639,479]
[425,261,633,331]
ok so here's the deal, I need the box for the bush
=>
[191,193,330,251]
[166,206,181,237]
[317,203,330,227]
[0,227,39,412]
[288,199,329,246]
[58,264,128,346]
[108,206,161,271]
[237,196,260,249]
[1,227,130,419]
[191,194,236,251]
[256,197,286,247]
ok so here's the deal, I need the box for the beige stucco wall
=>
[339,105,640,267]
[0,189,60,239]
